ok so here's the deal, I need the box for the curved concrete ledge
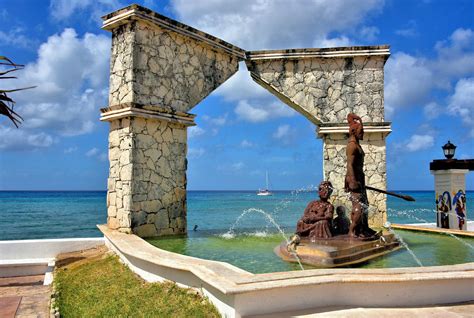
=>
[99,225,474,317]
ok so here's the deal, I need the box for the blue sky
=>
[0,0,472,191]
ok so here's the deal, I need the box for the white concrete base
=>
[99,225,474,318]
[0,238,104,284]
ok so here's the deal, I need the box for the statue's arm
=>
[303,203,329,222]
[324,204,334,220]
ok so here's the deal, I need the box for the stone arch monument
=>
[101,5,391,237]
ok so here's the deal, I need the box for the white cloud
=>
[313,36,351,48]
[406,134,434,152]
[64,146,78,154]
[385,28,474,120]
[218,161,246,173]
[203,113,228,126]
[240,139,254,148]
[235,100,296,123]
[0,126,55,150]
[433,28,474,81]
[98,152,108,162]
[273,125,291,139]
[231,161,245,171]
[272,124,297,145]
[188,126,205,138]
[170,1,383,125]
[423,102,442,120]
[6,28,110,138]
[0,27,34,48]
[214,62,269,101]
[86,147,99,157]
[85,147,107,161]
[447,78,474,137]
[49,0,124,22]
[395,20,418,38]
[395,28,418,38]
[188,147,205,158]
[359,26,380,42]
[385,52,433,116]
[171,0,383,50]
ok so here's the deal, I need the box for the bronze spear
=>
[366,186,416,202]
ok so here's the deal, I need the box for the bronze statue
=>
[295,181,334,240]
[345,113,376,238]
[332,206,350,236]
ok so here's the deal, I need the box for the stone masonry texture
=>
[104,7,242,236]
[107,117,187,237]
[323,132,387,227]
[246,55,386,124]
[247,53,389,227]
[109,20,240,111]
[104,5,390,235]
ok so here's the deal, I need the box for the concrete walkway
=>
[0,275,51,318]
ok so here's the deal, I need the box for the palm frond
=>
[0,56,34,127]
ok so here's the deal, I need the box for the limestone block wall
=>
[108,19,240,112]
[109,23,135,105]
[322,131,388,227]
[107,116,187,237]
[246,48,389,125]
[102,5,245,237]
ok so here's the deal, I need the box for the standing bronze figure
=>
[345,113,376,238]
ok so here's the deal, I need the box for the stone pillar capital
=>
[100,103,196,126]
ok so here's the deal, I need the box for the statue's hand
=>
[346,176,360,191]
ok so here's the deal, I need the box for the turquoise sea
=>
[2,190,473,273]
[0,190,472,241]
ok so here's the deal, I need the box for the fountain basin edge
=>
[98,225,474,318]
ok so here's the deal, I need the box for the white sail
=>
[257,171,273,196]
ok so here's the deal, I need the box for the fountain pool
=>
[146,190,474,272]
[148,229,474,273]
[100,190,474,317]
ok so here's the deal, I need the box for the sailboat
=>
[257,171,273,196]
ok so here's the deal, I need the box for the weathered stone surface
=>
[321,131,387,227]
[134,224,157,237]
[155,210,170,229]
[103,7,390,236]
[108,20,240,112]
[246,49,388,125]
[106,116,188,236]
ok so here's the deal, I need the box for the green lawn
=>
[55,254,220,318]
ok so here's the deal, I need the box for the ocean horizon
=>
[1,190,472,241]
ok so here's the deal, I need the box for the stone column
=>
[246,47,391,228]
[318,124,391,227]
[101,106,194,236]
[101,4,244,236]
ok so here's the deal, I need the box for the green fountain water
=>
[147,229,474,274]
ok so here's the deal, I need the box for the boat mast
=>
[266,171,269,190]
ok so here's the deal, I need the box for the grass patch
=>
[55,253,220,318]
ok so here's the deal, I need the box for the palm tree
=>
[0,56,35,127]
